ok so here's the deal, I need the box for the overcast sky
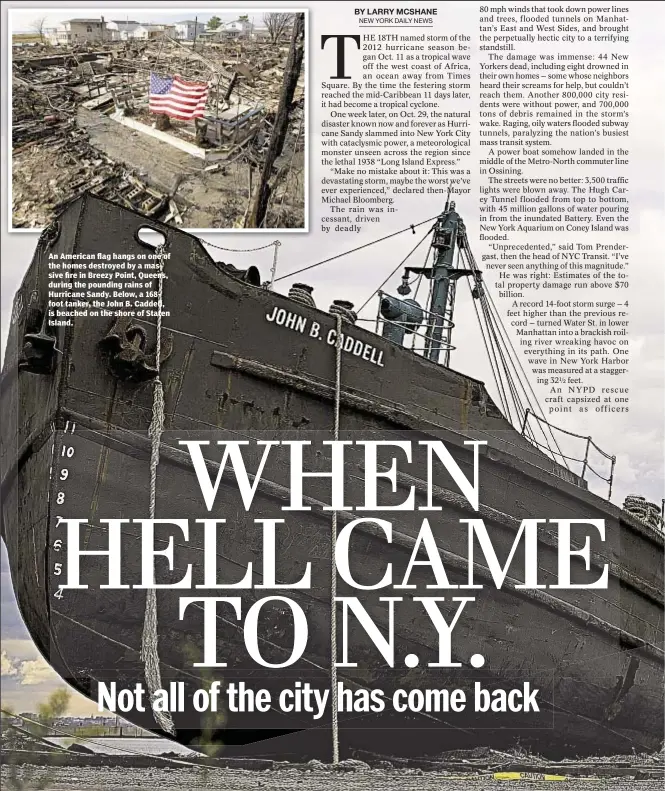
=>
[9,8,267,31]
[1,0,663,717]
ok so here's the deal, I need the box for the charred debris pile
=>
[1,736,664,780]
[11,36,305,229]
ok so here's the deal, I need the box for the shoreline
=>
[1,763,664,791]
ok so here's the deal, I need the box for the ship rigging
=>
[202,197,623,504]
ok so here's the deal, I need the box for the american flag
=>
[149,72,209,121]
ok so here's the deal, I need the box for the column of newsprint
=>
[318,3,632,424]
[477,2,632,425]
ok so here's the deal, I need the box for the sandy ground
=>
[11,108,304,230]
[78,108,305,229]
[1,766,663,791]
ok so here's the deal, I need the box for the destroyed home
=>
[11,12,306,231]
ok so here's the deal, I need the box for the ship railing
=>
[521,408,616,499]
[366,290,456,358]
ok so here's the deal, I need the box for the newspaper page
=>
[1,1,663,788]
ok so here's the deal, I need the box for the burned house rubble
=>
[11,30,305,230]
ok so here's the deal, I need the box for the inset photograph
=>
[10,9,306,231]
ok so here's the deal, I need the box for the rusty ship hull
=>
[1,194,663,760]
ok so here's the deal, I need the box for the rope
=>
[329,301,358,324]
[459,243,567,465]
[478,272,568,466]
[331,313,342,764]
[202,239,279,253]
[268,240,281,290]
[357,226,435,314]
[141,243,175,736]
[274,215,441,283]
[524,410,614,458]
[288,283,316,308]
[623,495,664,529]
[467,272,511,419]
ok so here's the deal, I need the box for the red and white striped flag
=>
[149,73,209,121]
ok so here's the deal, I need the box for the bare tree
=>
[264,12,294,44]
[30,16,47,43]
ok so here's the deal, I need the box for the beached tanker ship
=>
[1,193,663,761]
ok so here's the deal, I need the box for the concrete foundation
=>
[109,111,228,162]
